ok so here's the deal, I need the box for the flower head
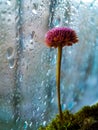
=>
[45,27,78,48]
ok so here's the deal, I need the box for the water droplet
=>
[51,92,54,97]
[36,121,39,127]
[50,98,54,103]
[24,121,28,129]
[53,17,61,27]
[32,3,38,14]
[8,58,15,69]
[68,50,72,54]
[6,0,11,6]
[31,31,35,38]
[51,55,56,65]
[16,117,20,123]
[7,18,11,22]
[45,95,48,99]
[30,39,33,44]
[6,47,14,60]
[1,10,7,14]
[46,69,51,76]
[41,113,44,118]
[68,101,76,110]
[43,121,46,126]
[19,74,23,82]
[29,122,32,128]
[41,81,44,86]
[62,104,66,111]
[32,111,35,117]
[44,101,46,106]
[38,97,41,100]
[37,107,39,112]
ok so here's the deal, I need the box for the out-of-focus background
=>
[0,0,98,129]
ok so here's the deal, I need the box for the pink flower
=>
[45,27,78,48]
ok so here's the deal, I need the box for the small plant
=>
[44,27,78,121]
[39,103,98,130]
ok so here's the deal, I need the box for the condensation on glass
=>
[0,0,98,129]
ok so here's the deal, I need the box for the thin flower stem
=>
[56,45,63,121]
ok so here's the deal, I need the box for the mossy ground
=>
[39,103,98,130]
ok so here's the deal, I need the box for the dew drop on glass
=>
[41,81,44,87]
[37,107,39,112]
[68,50,72,54]
[44,101,47,106]
[16,117,20,123]
[6,0,11,6]
[8,58,15,69]
[45,95,48,99]
[24,121,28,129]
[31,31,35,38]
[41,113,44,118]
[30,39,33,44]
[53,17,61,27]
[62,104,66,111]
[46,69,51,76]
[29,122,32,128]
[43,121,46,126]
[32,3,38,14]
[19,73,23,82]
[50,98,54,104]
[6,47,14,59]
[68,101,75,110]
[38,97,41,100]
[51,55,56,65]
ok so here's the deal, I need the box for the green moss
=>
[38,103,98,130]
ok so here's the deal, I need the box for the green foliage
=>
[38,103,98,130]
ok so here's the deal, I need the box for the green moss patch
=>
[39,103,98,130]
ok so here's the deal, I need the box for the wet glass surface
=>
[0,0,98,129]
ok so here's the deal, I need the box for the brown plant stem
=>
[56,45,63,121]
